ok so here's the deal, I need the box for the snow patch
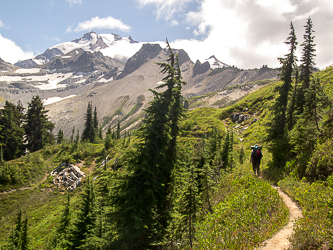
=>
[43,95,76,105]
[15,68,40,74]
[75,79,86,84]
[61,56,72,59]
[157,81,164,85]
[98,77,113,83]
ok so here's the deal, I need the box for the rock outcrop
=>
[117,43,162,79]
[50,162,85,191]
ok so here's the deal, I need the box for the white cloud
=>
[65,25,73,34]
[136,0,194,21]
[66,0,82,7]
[143,0,333,69]
[52,37,61,42]
[0,20,10,29]
[71,16,131,33]
[170,19,179,26]
[0,34,34,64]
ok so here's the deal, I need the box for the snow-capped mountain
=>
[15,32,145,68]
[205,55,229,69]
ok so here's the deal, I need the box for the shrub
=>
[195,174,288,249]
[279,177,332,249]
[306,139,333,181]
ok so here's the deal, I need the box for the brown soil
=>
[256,187,302,250]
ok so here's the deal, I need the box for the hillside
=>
[1,47,332,248]
[0,32,279,137]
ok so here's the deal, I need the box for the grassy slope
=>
[6,65,330,247]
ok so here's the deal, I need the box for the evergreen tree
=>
[57,129,64,144]
[183,99,189,110]
[106,125,112,136]
[24,96,54,152]
[9,207,22,248]
[221,130,230,169]
[93,107,98,131]
[98,126,103,140]
[70,127,75,143]
[7,207,29,249]
[287,67,299,130]
[116,120,120,140]
[297,17,316,114]
[108,41,187,249]
[69,178,95,249]
[20,213,28,250]
[52,192,71,249]
[266,21,297,168]
[82,102,95,143]
[0,101,25,160]
[239,146,245,164]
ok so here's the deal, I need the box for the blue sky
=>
[1,0,332,69]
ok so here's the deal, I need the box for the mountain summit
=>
[15,32,141,68]
[205,55,229,69]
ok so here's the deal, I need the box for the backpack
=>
[252,148,261,160]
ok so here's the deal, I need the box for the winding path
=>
[0,173,49,196]
[256,187,302,250]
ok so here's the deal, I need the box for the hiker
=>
[250,144,263,176]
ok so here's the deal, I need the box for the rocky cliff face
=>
[117,44,162,79]
[192,60,210,77]
[0,58,18,72]
[42,49,124,73]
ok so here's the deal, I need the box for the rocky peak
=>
[205,55,229,69]
[73,31,108,51]
[192,60,210,77]
[128,36,138,44]
[117,43,162,79]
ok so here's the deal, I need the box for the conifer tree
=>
[297,17,316,114]
[52,192,71,249]
[9,207,22,248]
[0,101,25,160]
[57,129,64,144]
[108,41,187,249]
[24,96,54,152]
[106,125,112,136]
[69,178,95,249]
[266,22,297,167]
[70,127,75,143]
[116,120,120,140]
[20,213,28,250]
[82,102,95,143]
[93,107,98,131]
[7,207,29,249]
[221,130,230,169]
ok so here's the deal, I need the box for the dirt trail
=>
[256,187,302,250]
[0,173,49,196]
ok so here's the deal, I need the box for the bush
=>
[0,163,21,185]
[279,177,332,249]
[195,174,288,249]
[306,139,333,181]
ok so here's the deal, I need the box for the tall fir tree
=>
[20,213,28,250]
[70,127,75,143]
[297,17,316,114]
[0,101,25,160]
[93,107,98,131]
[69,178,95,249]
[24,96,54,152]
[108,41,187,249]
[82,102,95,143]
[266,21,297,168]
[52,192,71,249]
[57,129,64,144]
[116,120,121,140]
